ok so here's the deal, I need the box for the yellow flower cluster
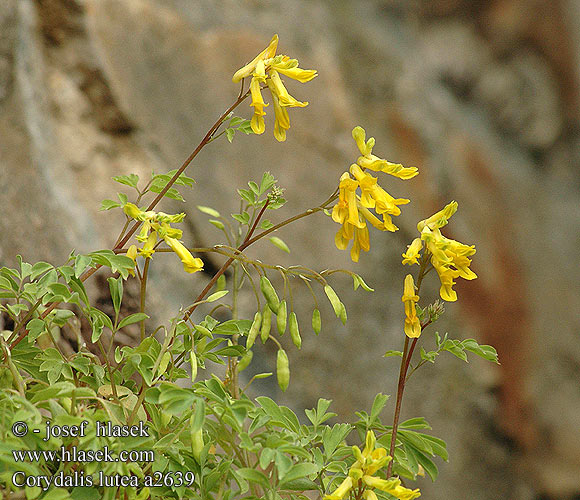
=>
[123,203,203,274]
[402,202,476,301]
[232,34,317,141]
[332,127,418,262]
[325,431,420,500]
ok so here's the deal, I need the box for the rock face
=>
[2,0,580,498]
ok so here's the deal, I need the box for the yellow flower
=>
[126,244,138,277]
[404,202,476,302]
[326,432,399,500]
[352,127,418,179]
[267,69,309,108]
[417,201,457,232]
[164,237,204,274]
[267,79,291,142]
[332,173,364,229]
[249,77,268,134]
[138,231,158,259]
[123,202,146,221]
[325,476,353,500]
[362,476,421,500]
[270,56,318,82]
[233,34,317,141]
[335,221,370,263]
[332,126,417,261]
[350,164,410,217]
[232,34,279,83]
[402,238,423,265]
[402,274,421,338]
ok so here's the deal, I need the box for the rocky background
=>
[1,0,580,498]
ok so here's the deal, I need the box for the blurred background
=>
[1,0,580,498]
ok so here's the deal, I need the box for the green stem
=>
[140,258,151,341]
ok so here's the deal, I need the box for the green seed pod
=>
[261,305,271,343]
[237,350,253,372]
[246,311,262,349]
[277,300,287,335]
[216,274,226,292]
[190,426,204,461]
[190,350,198,382]
[276,349,290,392]
[312,308,321,335]
[339,302,347,325]
[289,312,301,349]
[324,284,342,318]
[157,351,171,377]
[260,276,280,313]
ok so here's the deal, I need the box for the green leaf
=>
[226,128,235,143]
[248,181,260,195]
[420,347,437,363]
[280,463,319,486]
[100,199,121,211]
[269,237,290,253]
[384,350,403,358]
[118,313,149,329]
[414,448,439,481]
[158,383,196,414]
[236,468,270,490]
[197,205,221,217]
[260,172,276,194]
[191,399,205,433]
[462,339,499,364]
[229,116,245,127]
[399,417,431,430]
[107,276,123,316]
[154,169,195,187]
[74,255,92,278]
[322,423,352,458]
[117,192,128,205]
[26,319,46,343]
[30,262,53,280]
[209,219,225,230]
[232,212,250,225]
[442,339,468,362]
[370,393,389,423]
[214,345,246,357]
[112,174,139,188]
